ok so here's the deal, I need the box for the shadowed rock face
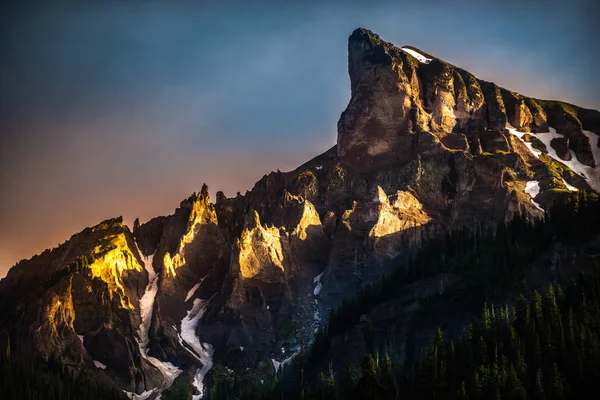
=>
[1,27,599,398]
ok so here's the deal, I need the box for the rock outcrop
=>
[551,137,572,161]
[0,218,163,393]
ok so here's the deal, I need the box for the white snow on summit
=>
[400,47,432,63]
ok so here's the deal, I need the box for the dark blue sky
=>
[1,0,598,276]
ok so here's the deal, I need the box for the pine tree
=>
[506,364,526,400]
[317,372,327,400]
[534,368,546,400]
[457,381,469,400]
[379,353,398,400]
[345,362,357,397]
[351,354,382,399]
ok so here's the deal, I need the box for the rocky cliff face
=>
[1,27,599,399]
[0,218,164,393]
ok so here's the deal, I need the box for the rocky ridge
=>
[1,28,599,399]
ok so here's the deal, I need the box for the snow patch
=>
[313,270,324,296]
[94,360,107,369]
[192,367,209,400]
[315,165,323,171]
[271,350,300,374]
[123,389,156,400]
[400,47,432,63]
[136,248,183,392]
[146,361,181,392]
[185,276,207,302]
[314,281,322,296]
[271,359,281,372]
[534,128,600,192]
[313,271,324,284]
[561,178,578,191]
[506,124,542,158]
[506,125,600,193]
[177,297,214,399]
[313,311,321,322]
[525,181,543,211]
[126,242,182,399]
[138,252,157,349]
[582,130,600,191]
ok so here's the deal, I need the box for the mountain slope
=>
[1,28,599,399]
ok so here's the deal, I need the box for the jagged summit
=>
[339,28,600,190]
[348,28,436,68]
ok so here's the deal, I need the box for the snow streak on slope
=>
[506,125,542,158]
[582,130,600,191]
[185,276,206,302]
[535,128,600,192]
[139,251,157,348]
[400,47,432,63]
[561,178,578,191]
[506,124,600,192]
[525,181,543,211]
[313,271,324,296]
[123,389,156,400]
[135,247,182,394]
[177,293,214,399]
[271,349,300,374]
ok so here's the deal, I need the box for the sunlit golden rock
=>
[237,211,286,279]
[232,193,329,281]
[163,186,219,278]
[89,233,143,309]
[369,186,431,261]
[33,277,76,358]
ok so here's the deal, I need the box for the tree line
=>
[211,191,600,399]
[0,352,127,400]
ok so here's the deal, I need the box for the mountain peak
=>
[2,26,600,400]
[348,28,435,67]
[349,27,381,42]
[339,27,600,191]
